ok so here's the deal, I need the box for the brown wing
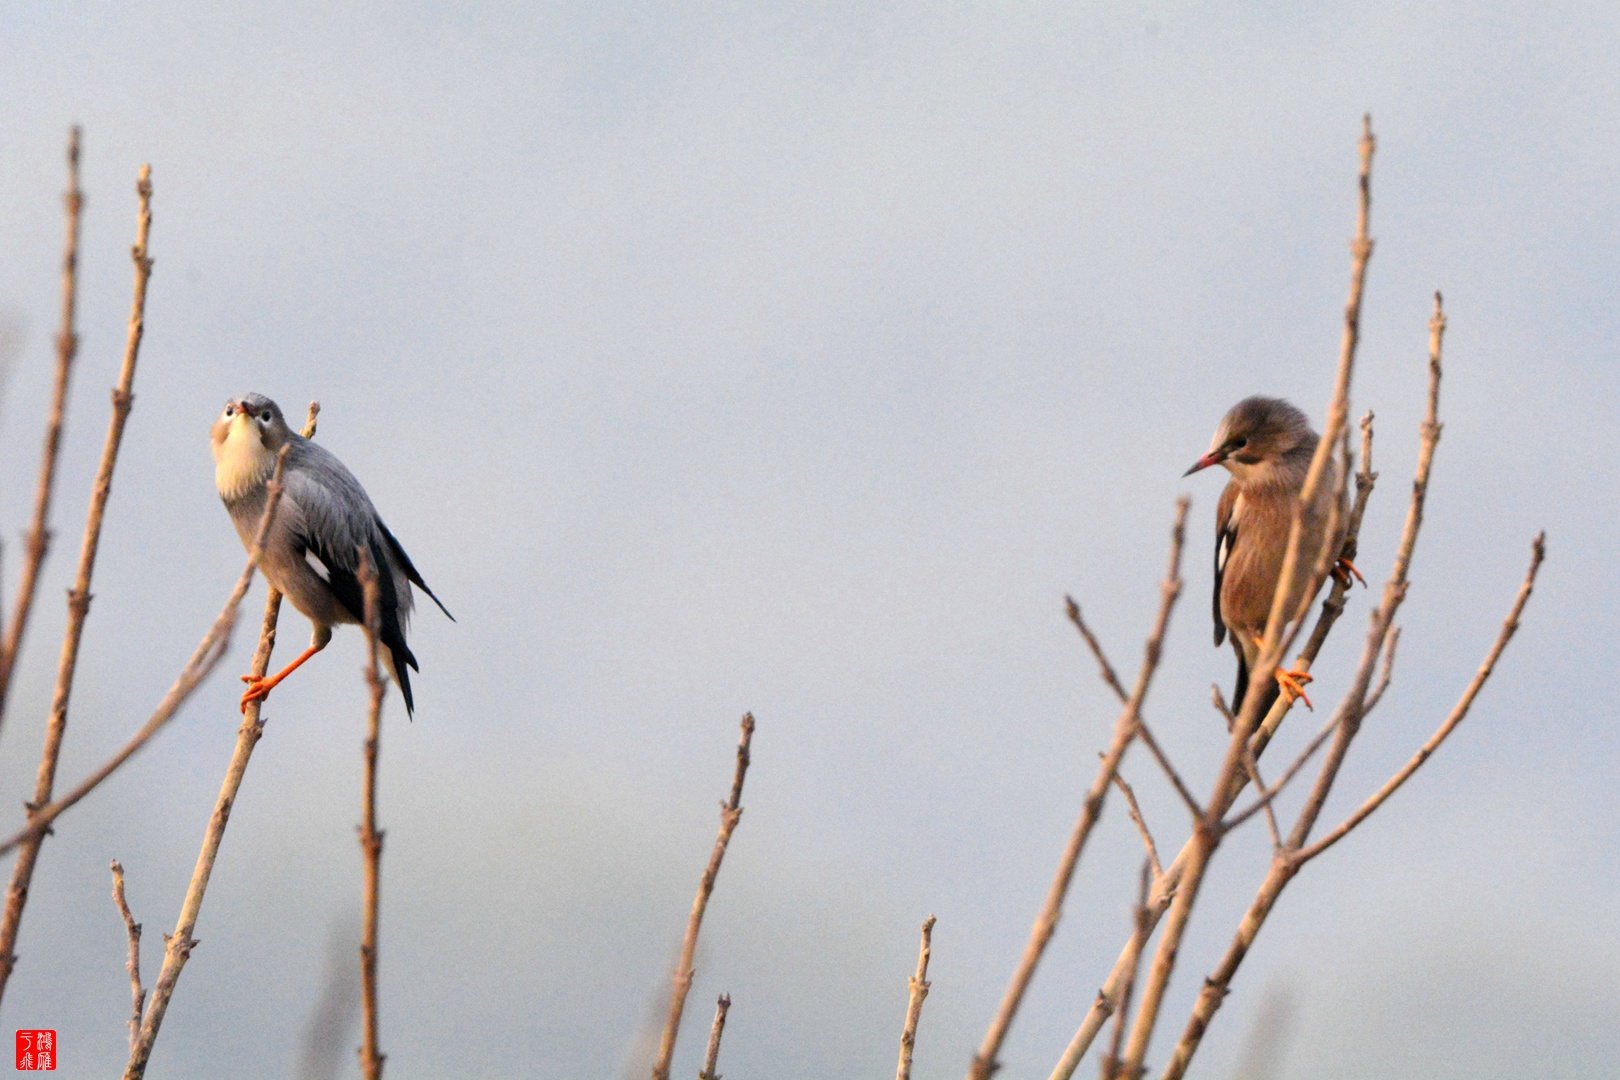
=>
[1214,481,1238,646]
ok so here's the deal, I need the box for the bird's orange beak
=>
[1183,450,1225,477]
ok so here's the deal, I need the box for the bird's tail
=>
[1230,645,1279,723]
[379,641,418,718]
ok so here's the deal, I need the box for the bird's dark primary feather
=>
[1214,483,1238,647]
[379,520,454,622]
[301,529,421,714]
[1230,638,1250,716]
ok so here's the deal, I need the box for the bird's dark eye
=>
[224,404,234,416]
[260,410,272,422]
[1230,437,1248,450]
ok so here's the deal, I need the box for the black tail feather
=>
[1230,642,1279,722]
[385,637,417,718]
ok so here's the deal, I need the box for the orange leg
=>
[240,643,324,713]
[1332,556,1366,588]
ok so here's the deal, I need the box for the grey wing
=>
[291,436,451,622]
[284,439,425,712]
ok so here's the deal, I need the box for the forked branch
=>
[0,126,84,738]
[896,916,936,1080]
[970,498,1188,1080]
[651,713,755,1080]
[0,165,154,1004]
[110,861,145,1055]
[1161,534,1543,1079]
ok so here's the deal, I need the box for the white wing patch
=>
[1218,492,1247,575]
[304,547,332,584]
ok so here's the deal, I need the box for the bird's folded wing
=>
[1214,481,1238,647]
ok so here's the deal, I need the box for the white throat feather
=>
[215,417,275,502]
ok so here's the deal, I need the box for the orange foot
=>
[240,675,274,713]
[1275,666,1314,709]
[1333,556,1366,588]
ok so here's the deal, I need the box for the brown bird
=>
[1184,397,1349,715]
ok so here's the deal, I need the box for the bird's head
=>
[212,393,293,499]
[1184,396,1316,482]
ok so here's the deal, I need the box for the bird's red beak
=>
[1183,450,1225,477]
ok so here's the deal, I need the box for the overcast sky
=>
[0,3,1615,1078]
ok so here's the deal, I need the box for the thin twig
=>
[0,166,153,1004]
[1068,601,1201,818]
[123,402,317,1080]
[699,995,731,1080]
[1220,708,1341,835]
[1297,537,1542,862]
[1109,774,1161,879]
[0,127,84,739]
[1098,861,1152,1080]
[358,552,387,1080]
[0,451,289,859]
[1361,626,1400,715]
[1161,535,1543,1080]
[896,916,936,1080]
[970,499,1188,1080]
[1065,598,1128,699]
[1158,290,1446,1079]
[652,714,755,1080]
[110,861,145,1056]
[1050,440,1375,1078]
[1116,119,1377,1080]
[125,590,281,1078]
[1282,293,1445,857]
[1211,689,1282,849]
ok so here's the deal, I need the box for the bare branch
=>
[1211,689,1281,849]
[1282,292,1446,857]
[0,127,84,738]
[1132,719,1202,823]
[1296,536,1543,863]
[357,552,387,1080]
[0,165,154,1004]
[1099,861,1153,1080]
[1052,127,1387,1080]
[652,713,755,1080]
[1163,536,1543,1079]
[698,995,731,1080]
[1110,774,1161,879]
[970,498,1188,1080]
[1220,708,1342,836]
[1066,598,1128,700]
[1160,290,1462,1079]
[0,447,290,859]
[1052,468,1374,1075]
[125,588,282,1078]
[110,861,145,1056]
[124,402,317,1079]
[1067,600,1200,818]
[896,916,936,1080]
[1361,626,1400,715]
[1117,119,1377,1079]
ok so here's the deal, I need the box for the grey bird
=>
[212,394,451,715]
[1184,396,1353,714]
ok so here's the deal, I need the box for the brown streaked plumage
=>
[1185,396,1345,714]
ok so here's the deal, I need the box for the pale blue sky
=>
[0,3,1614,1077]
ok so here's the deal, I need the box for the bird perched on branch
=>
[1184,396,1352,715]
[212,394,451,715]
